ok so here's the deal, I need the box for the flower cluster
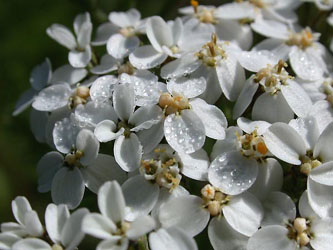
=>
[4,0,333,249]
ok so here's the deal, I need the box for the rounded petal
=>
[164,110,206,154]
[51,167,85,209]
[223,192,263,236]
[209,151,258,195]
[90,75,118,103]
[281,80,312,118]
[68,47,92,68]
[30,58,52,91]
[51,64,87,85]
[91,54,119,75]
[0,233,21,249]
[177,149,209,181]
[208,217,248,250]
[146,16,173,52]
[97,238,128,250]
[98,181,126,224]
[237,117,271,136]
[12,238,51,250]
[129,45,167,70]
[113,83,135,121]
[263,122,306,165]
[12,88,36,116]
[247,225,297,250]
[45,204,70,243]
[24,210,44,237]
[81,154,127,193]
[30,109,48,143]
[76,129,99,166]
[309,162,333,186]
[122,175,159,221]
[114,134,143,172]
[313,122,333,162]
[158,195,210,237]
[82,213,116,239]
[137,122,165,154]
[11,196,32,226]
[261,192,296,226]
[299,190,318,220]
[107,34,139,59]
[149,227,198,250]
[127,215,156,240]
[129,105,163,132]
[46,24,76,50]
[251,20,289,40]
[310,219,333,250]
[94,120,122,143]
[109,9,141,28]
[32,83,71,112]
[92,22,118,46]
[167,77,206,98]
[190,98,227,140]
[252,92,294,123]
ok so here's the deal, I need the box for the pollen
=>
[257,142,268,155]
[287,28,317,50]
[159,92,190,116]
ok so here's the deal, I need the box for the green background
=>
[0,0,330,249]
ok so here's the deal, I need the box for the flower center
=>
[159,92,190,116]
[52,244,64,250]
[300,151,322,176]
[191,0,216,24]
[236,129,269,160]
[320,78,333,106]
[201,184,230,216]
[119,27,135,37]
[287,217,312,248]
[140,147,182,190]
[196,33,227,67]
[117,121,134,138]
[68,86,90,109]
[115,221,131,236]
[64,150,84,168]
[286,28,317,50]
[254,60,293,95]
[118,61,136,75]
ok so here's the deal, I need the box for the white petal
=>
[97,238,128,250]
[164,110,205,154]
[30,58,52,91]
[114,134,143,172]
[37,152,63,193]
[0,233,21,249]
[247,226,297,250]
[309,162,333,186]
[314,122,333,162]
[45,204,70,243]
[146,16,173,52]
[167,77,206,98]
[109,9,141,28]
[233,77,259,119]
[81,154,127,193]
[98,181,126,223]
[74,12,91,39]
[61,208,89,249]
[127,215,156,239]
[90,75,118,103]
[252,92,294,123]
[149,227,198,250]
[223,192,263,236]
[281,80,312,118]
[309,219,333,250]
[190,98,227,140]
[248,159,283,201]
[299,190,318,220]
[253,39,290,61]
[30,109,48,143]
[289,47,324,81]
[12,238,51,250]
[68,47,92,68]
[237,117,271,135]
[91,54,119,75]
[46,24,76,50]
[129,45,167,70]
[32,83,71,112]
[261,192,296,226]
[158,195,210,237]
[137,122,165,154]
[263,122,306,165]
[122,175,159,221]
[215,2,254,19]
[289,116,320,151]
[76,21,92,49]
[209,151,258,195]
[51,64,87,85]
[12,89,36,116]
[216,55,245,101]
[308,177,333,218]
[94,120,121,142]
[76,129,99,166]
[51,167,85,209]
[24,210,44,237]
[113,83,135,121]
[208,217,248,250]
[129,105,163,132]
[92,22,118,46]
[251,20,289,40]
[177,149,209,181]
[12,196,32,226]
[160,53,201,79]
[82,213,116,239]
[107,34,139,59]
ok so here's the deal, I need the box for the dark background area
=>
[0,0,330,249]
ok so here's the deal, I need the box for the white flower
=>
[82,181,156,250]
[248,191,333,250]
[47,12,92,68]
[234,53,313,122]
[302,0,333,10]
[252,20,328,81]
